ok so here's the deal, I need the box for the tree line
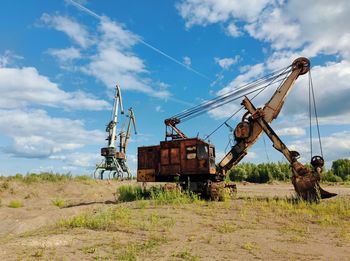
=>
[227,159,350,183]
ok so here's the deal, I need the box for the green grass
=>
[117,185,144,202]
[117,185,201,205]
[115,237,167,261]
[172,249,199,261]
[8,200,23,208]
[0,181,9,191]
[216,221,238,233]
[0,172,92,183]
[59,206,131,231]
[243,197,350,228]
[52,198,66,208]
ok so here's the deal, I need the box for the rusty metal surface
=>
[137,138,216,183]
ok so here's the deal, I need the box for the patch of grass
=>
[0,181,9,191]
[136,211,175,231]
[117,185,201,205]
[172,249,199,261]
[243,197,350,227]
[241,242,257,252]
[1,172,92,183]
[52,198,66,208]
[32,248,44,257]
[216,221,238,233]
[117,185,144,202]
[149,187,200,205]
[59,205,175,234]
[74,175,92,181]
[82,246,96,254]
[59,206,131,231]
[8,199,23,208]
[115,237,167,260]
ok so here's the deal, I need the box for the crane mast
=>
[95,84,136,180]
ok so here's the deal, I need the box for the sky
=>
[0,0,349,176]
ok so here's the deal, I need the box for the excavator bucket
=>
[291,160,337,201]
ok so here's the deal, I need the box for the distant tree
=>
[322,169,343,182]
[331,159,350,181]
[228,167,247,181]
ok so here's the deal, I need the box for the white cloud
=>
[155,105,164,112]
[0,109,105,158]
[40,13,93,48]
[48,47,81,62]
[217,63,264,96]
[183,56,191,67]
[52,152,102,168]
[176,0,271,28]
[289,131,350,162]
[244,7,301,50]
[177,1,350,60]
[226,23,241,37]
[67,16,171,98]
[283,60,350,120]
[0,50,23,67]
[276,127,305,137]
[0,67,109,110]
[214,55,240,70]
[208,102,241,120]
[41,12,172,99]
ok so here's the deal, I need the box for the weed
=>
[135,200,149,209]
[115,237,166,260]
[117,184,201,205]
[59,206,131,231]
[1,172,91,184]
[82,246,96,254]
[52,198,65,208]
[149,187,200,205]
[216,221,238,233]
[241,242,256,252]
[117,185,144,202]
[8,200,23,208]
[173,249,199,261]
[32,248,44,257]
[0,181,9,191]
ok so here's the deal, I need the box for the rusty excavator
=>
[137,57,337,201]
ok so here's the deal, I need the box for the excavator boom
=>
[242,97,337,200]
[219,57,311,173]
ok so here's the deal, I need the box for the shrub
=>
[322,170,343,182]
[8,200,23,208]
[52,198,66,208]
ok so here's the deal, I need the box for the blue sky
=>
[0,0,349,175]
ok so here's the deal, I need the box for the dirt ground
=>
[0,179,349,260]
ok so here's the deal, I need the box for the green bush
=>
[117,185,145,202]
[322,170,343,182]
[332,159,350,181]
[8,200,23,208]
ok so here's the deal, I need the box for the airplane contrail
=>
[67,0,211,81]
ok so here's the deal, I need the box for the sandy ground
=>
[0,180,349,260]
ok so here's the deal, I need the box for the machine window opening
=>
[197,144,208,160]
[186,146,197,160]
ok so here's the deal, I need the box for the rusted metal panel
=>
[139,138,216,178]
[137,169,156,182]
